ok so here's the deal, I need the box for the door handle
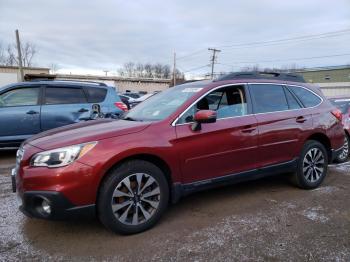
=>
[241,125,256,133]
[78,108,89,113]
[296,116,306,123]
[26,110,38,115]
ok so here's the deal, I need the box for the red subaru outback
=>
[12,72,344,234]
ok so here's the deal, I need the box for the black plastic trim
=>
[172,158,298,202]
[331,147,344,162]
[20,191,95,220]
[216,72,306,83]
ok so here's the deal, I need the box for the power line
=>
[176,49,208,61]
[217,53,350,66]
[217,28,350,49]
[183,64,210,73]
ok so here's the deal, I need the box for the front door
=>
[174,85,259,183]
[0,86,41,142]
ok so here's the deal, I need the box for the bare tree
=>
[0,42,6,65]
[50,63,60,74]
[118,62,178,79]
[144,63,153,78]
[0,41,37,67]
[135,63,144,77]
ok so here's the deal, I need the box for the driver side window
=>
[178,85,247,124]
[0,87,40,107]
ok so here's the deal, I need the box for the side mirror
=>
[192,110,217,131]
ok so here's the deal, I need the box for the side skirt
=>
[171,158,297,203]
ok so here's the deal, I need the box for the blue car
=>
[0,80,127,147]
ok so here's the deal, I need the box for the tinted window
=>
[85,87,107,103]
[250,84,288,113]
[178,85,247,123]
[45,87,87,104]
[330,98,350,114]
[285,88,302,110]
[288,86,321,107]
[0,87,39,107]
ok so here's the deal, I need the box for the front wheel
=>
[335,135,349,163]
[291,140,328,189]
[97,160,169,234]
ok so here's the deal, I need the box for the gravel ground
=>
[0,150,349,261]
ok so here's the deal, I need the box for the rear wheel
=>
[335,135,349,163]
[292,140,328,189]
[98,160,169,234]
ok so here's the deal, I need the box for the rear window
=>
[85,87,107,103]
[288,86,321,108]
[45,87,87,104]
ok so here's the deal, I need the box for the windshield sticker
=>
[181,88,203,93]
[152,110,160,116]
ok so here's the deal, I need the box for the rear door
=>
[0,86,41,141]
[249,83,312,167]
[41,85,91,131]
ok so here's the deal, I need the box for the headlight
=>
[31,142,97,168]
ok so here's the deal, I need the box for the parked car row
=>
[329,96,350,162]
[0,80,127,147]
[119,92,156,109]
[11,72,345,235]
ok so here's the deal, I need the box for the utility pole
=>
[15,29,24,82]
[208,48,221,79]
[103,70,109,76]
[172,51,176,86]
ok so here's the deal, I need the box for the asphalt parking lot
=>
[0,150,349,262]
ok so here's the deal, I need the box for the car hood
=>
[25,119,152,150]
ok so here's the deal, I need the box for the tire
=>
[291,140,328,189]
[97,160,169,234]
[335,134,349,163]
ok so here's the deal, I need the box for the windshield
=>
[330,98,350,114]
[123,81,209,121]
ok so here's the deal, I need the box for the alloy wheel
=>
[111,173,160,225]
[302,148,325,183]
[338,137,349,161]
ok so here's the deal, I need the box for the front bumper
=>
[19,191,95,220]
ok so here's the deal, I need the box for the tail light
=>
[115,102,128,112]
[331,109,342,122]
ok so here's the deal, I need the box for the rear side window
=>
[288,86,321,107]
[45,87,87,105]
[85,87,107,103]
[0,87,40,107]
[250,84,288,113]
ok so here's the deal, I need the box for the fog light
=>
[42,199,51,214]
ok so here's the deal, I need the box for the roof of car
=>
[0,80,111,91]
[215,71,306,83]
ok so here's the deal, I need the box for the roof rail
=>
[215,71,306,83]
[28,79,108,86]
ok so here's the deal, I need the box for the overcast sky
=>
[0,0,350,77]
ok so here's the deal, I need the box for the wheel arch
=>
[306,133,332,160]
[96,153,174,204]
